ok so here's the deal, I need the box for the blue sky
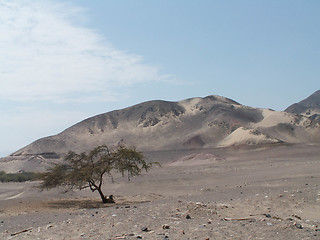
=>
[0,0,319,157]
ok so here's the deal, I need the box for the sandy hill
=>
[1,94,320,172]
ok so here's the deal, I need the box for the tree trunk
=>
[97,188,107,203]
[97,187,115,203]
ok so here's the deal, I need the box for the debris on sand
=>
[10,228,32,236]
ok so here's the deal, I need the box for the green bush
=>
[0,171,40,182]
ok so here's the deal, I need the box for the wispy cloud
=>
[0,0,179,156]
[0,0,175,103]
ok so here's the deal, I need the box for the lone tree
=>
[38,145,155,203]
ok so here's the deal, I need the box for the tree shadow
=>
[44,196,151,210]
[45,199,110,209]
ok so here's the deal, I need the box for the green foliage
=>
[0,171,40,182]
[112,145,152,180]
[38,145,158,203]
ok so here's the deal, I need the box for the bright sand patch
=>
[217,127,280,147]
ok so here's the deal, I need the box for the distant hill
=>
[285,90,320,115]
[1,93,320,172]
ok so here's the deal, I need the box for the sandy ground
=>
[0,144,320,239]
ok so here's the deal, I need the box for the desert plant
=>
[38,145,156,203]
[0,171,40,182]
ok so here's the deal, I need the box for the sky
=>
[0,0,319,157]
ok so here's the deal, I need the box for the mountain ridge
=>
[13,93,320,155]
[285,90,320,114]
[1,91,320,172]
[12,95,247,155]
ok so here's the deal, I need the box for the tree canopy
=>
[38,145,155,203]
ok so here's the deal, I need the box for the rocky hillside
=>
[13,94,320,154]
[12,95,258,154]
[285,90,320,115]
[1,93,320,172]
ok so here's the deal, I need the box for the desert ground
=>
[0,144,319,239]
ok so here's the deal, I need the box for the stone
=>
[46,224,54,230]
[162,224,170,229]
[141,227,149,232]
[186,214,191,219]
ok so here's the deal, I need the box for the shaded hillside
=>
[285,90,320,115]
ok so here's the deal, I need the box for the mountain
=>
[13,95,264,155]
[285,90,320,115]
[2,94,320,172]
